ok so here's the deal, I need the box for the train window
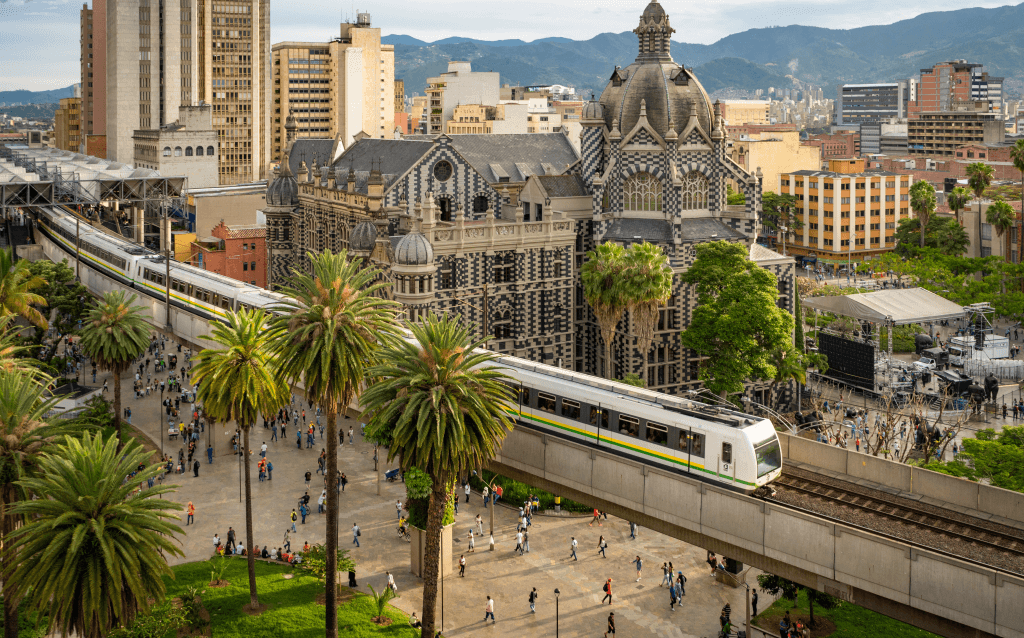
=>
[537,392,556,414]
[754,434,782,478]
[681,432,705,458]
[619,415,639,438]
[517,385,529,405]
[561,399,580,420]
[588,406,609,429]
[722,442,732,464]
[221,297,231,310]
[645,421,668,445]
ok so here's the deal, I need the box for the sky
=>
[0,0,1017,91]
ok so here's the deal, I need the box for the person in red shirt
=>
[186,501,195,525]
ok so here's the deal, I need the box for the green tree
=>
[761,191,801,233]
[0,315,40,378]
[580,242,629,379]
[362,314,514,638]
[271,250,400,638]
[726,183,745,205]
[947,186,972,228]
[680,241,794,398]
[893,217,969,257]
[967,162,995,254]
[623,242,673,373]
[191,309,287,610]
[4,432,182,638]
[25,259,90,338]
[0,248,47,329]
[79,291,150,449]
[765,344,806,410]
[617,372,645,387]
[0,370,85,638]
[987,199,1016,264]
[1011,140,1024,264]
[954,426,1024,492]
[757,573,841,627]
[909,179,937,249]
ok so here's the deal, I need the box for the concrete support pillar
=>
[160,214,172,255]
[133,206,144,245]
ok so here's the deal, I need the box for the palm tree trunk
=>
[323,402,339,638]
[242,423,258,608]
[1,486,19,638]
[420,470,451,638]
[919,215,926,249]
[112,364,123,451]
[979,201,984,258]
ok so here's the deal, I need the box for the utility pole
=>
[482,283,489,347]
[75,214,81,281]
[163,203,172,330]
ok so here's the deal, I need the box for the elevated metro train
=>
[33,204,783,492]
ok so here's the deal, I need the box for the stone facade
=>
[264,1,797,405]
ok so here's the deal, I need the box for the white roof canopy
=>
[802,288,964,325]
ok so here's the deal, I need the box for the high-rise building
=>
[54,96,83,152]
[910,60,1003,117]
[835,83,905,126]
[96,0,271,185]
[426,62,500,134]
[270,16,395,163]
[80,1,106,153]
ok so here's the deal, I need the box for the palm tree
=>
[79,291,150,449]
[0,248,47,329]
[362,314,514,638]
[767,344,807,411]
[0,369,84,638]
[191,309,287,610]
[271,250,400,637]
[946,186,972,228]
[934,219,971,257]
[623,242,673,376]
[4,432,182,638]
[909,180,937,249]
[986,199,1016,263]
[967,162,995,256]
[0,315,40,378]
[1010,140,1024,263]
[580,242,629,379]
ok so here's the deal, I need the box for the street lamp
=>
[848,230,858,282]
[554,588,560,638]
[779,225,788,256]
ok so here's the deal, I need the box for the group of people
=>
[213,526,306,565]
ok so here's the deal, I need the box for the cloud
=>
[788,59,799,74]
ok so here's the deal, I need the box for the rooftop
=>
[785,169,899,178]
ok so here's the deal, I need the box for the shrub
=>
[467,470,590,513]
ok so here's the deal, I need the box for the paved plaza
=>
[92,336,759,638]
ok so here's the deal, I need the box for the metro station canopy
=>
[0,145,185,209]
[801,288,964,325]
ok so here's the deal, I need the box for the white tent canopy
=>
[801,288,964,325]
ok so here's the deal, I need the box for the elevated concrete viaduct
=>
[489,426,1024,638]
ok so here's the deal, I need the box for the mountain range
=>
[386,3,1024,99]
[0,86,76,106]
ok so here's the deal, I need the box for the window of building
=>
[473,195,489,214]
[624,172,663,211]
[251,261,256,271]
[243,262,248,271]
[207,145,215,156]
[163,146,171,157]
[535,203,543,221]
[493,252,515,283]
[680,171,708,210]
[196,146,204,156]
[174,146,182,156]
[433,160,453,182]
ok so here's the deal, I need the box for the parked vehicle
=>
[913,357,937,371]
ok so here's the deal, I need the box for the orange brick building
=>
[189,222,267,289]
[803,131,860,161]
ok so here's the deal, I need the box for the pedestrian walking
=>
[514,530,523,554]
[570,537,578,561]
[290,509,297,532]
[465,482,471,503]
[227,527,236,547]
[522,529,530,553]
[260,442,267,458]
[669,577,678,611]
[467,529,475,552]
[677,571,687,595]
[192,459,199,477]
[590,508,602,526]
[396,499,403,520]
[475,514,484,536]
[304,471,311,489]
[484,596,495,624]
[598,535,607,558]
[605,612,615,637]
[207,444,213,464]
[661,563,670,587]
[271,423,278,441]
[352,523,361,547]
[340,473,347,491]
[459,554,466,577]
[752,588,759,616]
[283,529,291,553]
[186,501,195,525]
[387,571,397,593]
[601,579,613,605]
[629,522,637,539]
[482,486,489,507]
[632,555,643,581]
[349,426,354,444]
[529,587,538,613]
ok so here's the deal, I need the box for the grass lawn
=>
[164,558,418,638]
[752,588,940,638]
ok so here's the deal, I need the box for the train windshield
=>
[754,434,782,478]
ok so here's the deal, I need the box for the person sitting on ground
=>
[261,546,269,559]
[409,612,422,628]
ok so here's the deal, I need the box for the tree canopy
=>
[680,241,793,397]
[892,216,969,257]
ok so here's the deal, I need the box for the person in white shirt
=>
[387,571,397,593]
[467,529,475,552]
[484,596,495,623]
[464,482,471,503]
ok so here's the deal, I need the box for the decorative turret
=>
[633,0,674,63]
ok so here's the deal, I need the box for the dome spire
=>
[634,1,675,63]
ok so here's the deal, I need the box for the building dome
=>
[597,1,713,139]
[581,99,605,121]
[350,220,377,252]
[266,170,298,207]
[394,231,433,266]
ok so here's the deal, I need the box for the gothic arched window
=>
[623,172,662,211]
[680,171,709,210]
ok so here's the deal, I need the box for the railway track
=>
[770,473,1024,561]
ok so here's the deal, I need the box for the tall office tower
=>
[270,14,395,163]
[911,60,1003,116]
[80,1,107,156]
[101,0,271,185]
